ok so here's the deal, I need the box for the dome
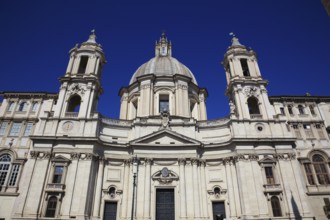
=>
[129,56,198,85]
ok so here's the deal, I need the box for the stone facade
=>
[1,32,330,220]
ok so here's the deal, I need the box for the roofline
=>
[0,91,58,98]
[269,95,330,103]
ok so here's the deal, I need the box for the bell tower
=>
[54,30,106,118]
[223,33,275,120]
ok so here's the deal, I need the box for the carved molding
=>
[67,83,86,97]
[176,84,188,90]
[30,151,53,160]
[274,153,296,161]
[178,158,186,165]
[152,167,179,185]
[243,86,259,97]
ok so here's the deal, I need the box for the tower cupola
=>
[54,30,106,119]
[65,30,106,78]
[222,33,275,120]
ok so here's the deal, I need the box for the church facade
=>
[1,32,330,220]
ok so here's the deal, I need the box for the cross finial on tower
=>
[229,32,242,46]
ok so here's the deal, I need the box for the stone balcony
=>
[45,183,65,192]
[263,183,282,193]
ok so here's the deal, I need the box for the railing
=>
[197,117,230,127]
[250,114,262,119]
[263,183,281,192]
[101,117,132,127]
[46,183,65,191]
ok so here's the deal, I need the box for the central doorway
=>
[212,202,226,220]
[156,188,175,220]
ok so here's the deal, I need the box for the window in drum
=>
[159,95,169,113]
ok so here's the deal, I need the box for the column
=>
[192,158,201,218]
[143,158,152,219]
[122,160,130,219]
[199,160,208,218]
[231,160,242,217]
[225,159,236,218]
[93,158,104,218]
[178,159,187,218]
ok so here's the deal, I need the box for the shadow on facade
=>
[291,194,302,219]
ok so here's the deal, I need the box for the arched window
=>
[312,154,330,185]
[67,95,81,113]
[0,154,11,186]
[32,102,38,112]
[288,105,294,115]
[270,196,282,217]
[309,105,316,115]
[247,97,260,115]
[18,102,28,112]
[7,102,15,112]
[298,105,305,114]
[45,196,57,217]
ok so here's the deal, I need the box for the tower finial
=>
[229,32,242,46]
[86,29,97,44]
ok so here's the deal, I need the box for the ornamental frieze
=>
[273,153,296,161]
[67,83,86,96]
[243,86,259,97]
[30,151,53,159]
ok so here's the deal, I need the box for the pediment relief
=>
[129,129,201,146]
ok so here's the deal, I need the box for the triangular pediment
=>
[130,129,201,146]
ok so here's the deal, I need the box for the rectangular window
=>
[53,166,64,184]
[304,124,314,138]
[293,124,302,139]
[304,163,315,185]
[78,56,89,73]
[23,123,33,136]
[8,164,20,186]
[159,95,169,112]
[265,167,275,184]
[0,122,8,136]
[9,122,22,136]
[240,59,250,76]
[280,107,285,115]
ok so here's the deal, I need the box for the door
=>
[156,188,175,220]
[104,202,117,220]
[212,202,226,220]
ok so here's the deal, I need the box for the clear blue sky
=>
[0,1,329,119]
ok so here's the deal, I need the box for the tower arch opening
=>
[67,95,81,113]
[247,97,260,115]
